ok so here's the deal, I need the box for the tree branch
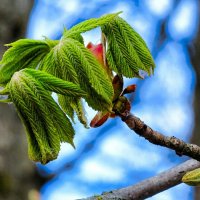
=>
[79,159,200,200]
[79,113,200,199]
[120,113,200,161]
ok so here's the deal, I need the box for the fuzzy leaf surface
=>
[58,95,88,128]
[40,38,114,111]
[22,68,86,97]
[0,39,58,85]
[64,12,121,38]
[101,16,155,78]
[9,70,75,164]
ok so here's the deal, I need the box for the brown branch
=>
[79,159,200,200]
[120,113,200,161]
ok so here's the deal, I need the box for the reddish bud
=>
[86,42,104,66]
[90,111,110,128]
[122,84,136,95]
[110,112,116,118]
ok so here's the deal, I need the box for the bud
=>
[86,42,104,66]
[86,42,112,78]
[122,84,136,95]
[90,111,110,128]
[182,168,200,186]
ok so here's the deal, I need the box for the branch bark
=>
[79,159,200,200]
[120,113,200,161]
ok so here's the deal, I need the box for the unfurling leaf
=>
[101,16,155,78]
[64,12,121,38]
[58,95,88,128]
[182,168,200,186]
[8,69,83,164]
[0,12,156,164]
[40,38,114,111]
[21,68,86,97]
[0,39,58,85]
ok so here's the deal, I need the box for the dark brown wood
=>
[122,113,200,161]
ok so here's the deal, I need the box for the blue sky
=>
[27,0,198,199]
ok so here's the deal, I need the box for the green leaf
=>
[73,98,88,128]
[104,24,140,77]
[10,74,59,163]
[21,68,86,97]
[0,39,58,85]
[63,28,84,44]
[58,95,88,128]
[115,17,155,74]
[40,38,114,111]
[9,70,75,164]
[58,95,75,122]
[39,41,79,83]
[101,16,155,78]
[182,168,200,186]
[63,39,113,103]
[0,98,12,103]
[64,12,121,38]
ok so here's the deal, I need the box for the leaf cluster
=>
[9,69,84,164]
[0,12,155,163]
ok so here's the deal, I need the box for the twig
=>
[78,159,200,200]
[120,113,200,161]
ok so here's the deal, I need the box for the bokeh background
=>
[0,0,200,200]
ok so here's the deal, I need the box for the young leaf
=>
[64,12,121,39]
[63,28,84,44]
[0,39,58,85]
[9,70,75,164]
[58,95,75,122]
[103,23,140,77]
[114,17,155,74]
[58,95,88,128]
[21,68,88,128]
[10,73,60,163]
[40,38,114,111]
[101,16,155,78]
[21,68,86,97]
[62,38,114,106]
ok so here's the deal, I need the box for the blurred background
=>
[0,0,199,199]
